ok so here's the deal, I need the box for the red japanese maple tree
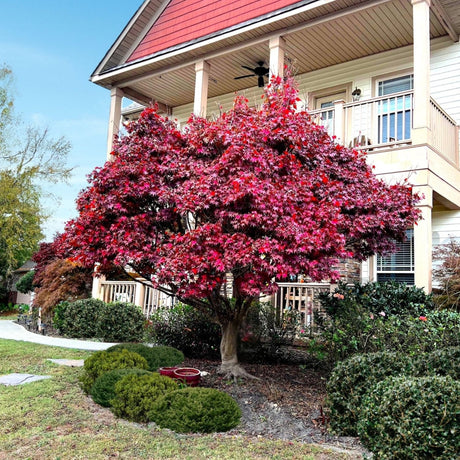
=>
[63,76,420,376]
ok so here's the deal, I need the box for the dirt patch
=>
[182,357,368,456]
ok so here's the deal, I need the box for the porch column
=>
[91,273,106,300]
[413,185,433,293]
[333,99,345,144]
[134,281,146,311]
[269,36,286,78]
[107,87,124,160]
[411,0,432,145]
[193,60,210,117]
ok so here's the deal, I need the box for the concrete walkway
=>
[0,320,116,351]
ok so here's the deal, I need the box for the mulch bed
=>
[181,354,367,455]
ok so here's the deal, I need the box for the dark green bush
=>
[106,343,184,371]
[319,281,434,318]
[149,303,221,358]
[15,270,35,293]
[53,301,70,331]
[80,349,148,393]
[90,368,151,407]
[326,352,415,436]
[149,387,241,433]
[414,346,460,380]
[379,311,460,354]
[56,298,104,338]
[96,302,145,342]
[357,375,460,459]
[111,373,179,423]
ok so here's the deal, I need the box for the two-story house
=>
[91,0,460,299]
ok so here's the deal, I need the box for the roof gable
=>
[128,0,304,62]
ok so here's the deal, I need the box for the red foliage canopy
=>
[63,77,420,301]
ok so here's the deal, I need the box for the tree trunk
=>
[219,317,258,379]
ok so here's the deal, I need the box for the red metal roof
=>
[128,0,302,62]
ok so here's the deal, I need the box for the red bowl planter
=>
[159,367,178,377]
[173,367,201,386]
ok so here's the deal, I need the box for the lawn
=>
[0,338,359,459]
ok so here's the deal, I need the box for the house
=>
[9,260,35,306]
[90,0,460,299]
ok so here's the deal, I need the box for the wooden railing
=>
[96,280,331,330]
[308,91,459,162]
[430,97,459,165]
[272,282,332,331]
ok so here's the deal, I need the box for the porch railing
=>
[430,97,459,164]
[96,280,331,330]
[308,91,459,164]
[272,282,331,331]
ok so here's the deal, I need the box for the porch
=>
[94,280,332,331]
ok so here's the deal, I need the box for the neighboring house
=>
[91,0,460,295]
[9,260,35,306]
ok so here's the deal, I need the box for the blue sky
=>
[1,1,142,240]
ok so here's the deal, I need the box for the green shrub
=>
[80,349,148,393]
[326,352,415,436]
[111,373,179,423]
[149,387,241,433]
[106,343,184,371]
[379,310,460,355]
[319,281,434,318]
[414,346,460,380]
[15,270,35,293]
[56,298,104,338]
[90,368,152,407]
[357,375,460,459]
[149,303,221,358]
[96,302,145,342]
[53,301,70,331]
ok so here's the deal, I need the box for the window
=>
[376,229,414,285]
[377,75,413,143]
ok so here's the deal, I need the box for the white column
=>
[91,273,106,300]
[107,87,124,160]
[193,60,210,117]
[269,36,286,79]
[411,0,432,145]
[413,185,433,293]
[134,281,146,311]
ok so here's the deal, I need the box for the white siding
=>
[432,205,460,246]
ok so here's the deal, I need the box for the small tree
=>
[15,270,35,294]
[433,238,460,311]
[63,75,420,377]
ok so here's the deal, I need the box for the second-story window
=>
[377,74,413,143]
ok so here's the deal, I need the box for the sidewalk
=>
[0,320,116,351]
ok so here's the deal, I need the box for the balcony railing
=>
[309,91,459,164]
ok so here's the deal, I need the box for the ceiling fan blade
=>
[234,75,254,80]
[241,65,256,72]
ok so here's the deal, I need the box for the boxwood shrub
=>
[111,373,179,423]
[106,343,184,371]
[149,387,241,433]
[56,298,104,338]
[326,351,415,436]
[90,368,152,407]
[357,375,459,459]
[80,349,148,393]
[96,302,145,342]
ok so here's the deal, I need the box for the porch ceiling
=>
[94,0,459,108]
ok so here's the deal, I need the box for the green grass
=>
[0,339,359,459]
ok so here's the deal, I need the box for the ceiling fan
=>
[234,61,269,88]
